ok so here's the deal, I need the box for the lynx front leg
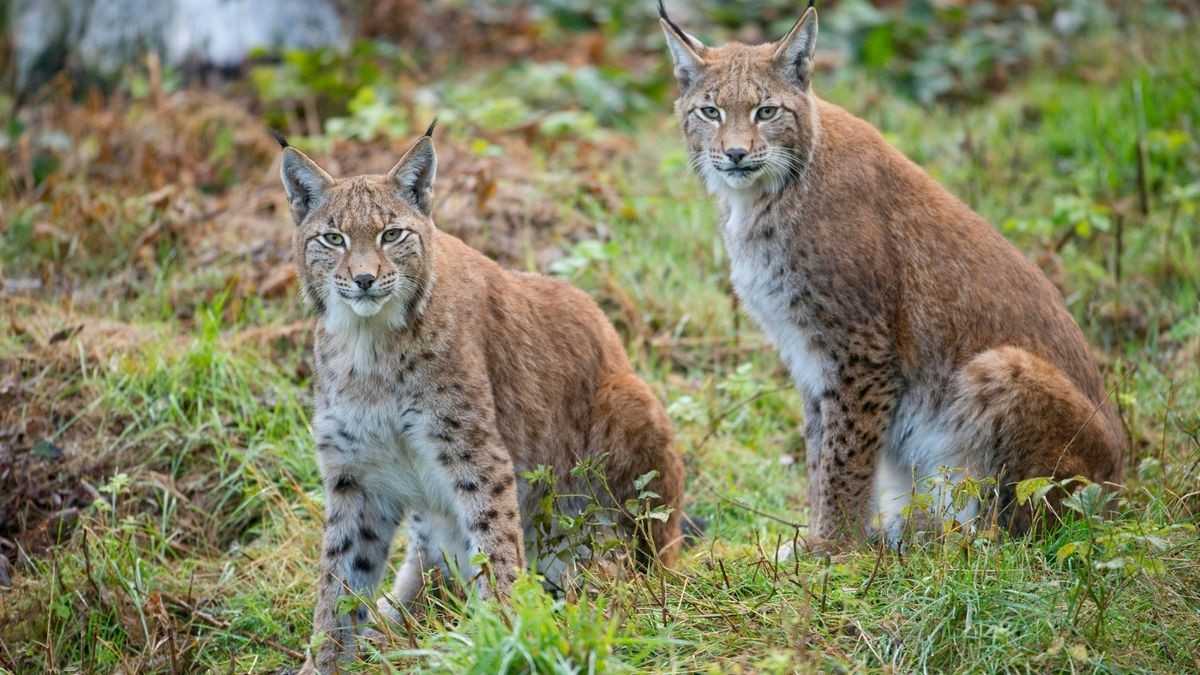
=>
[430,422,525,599]
[307,470,400,673]
[808,361,900,550]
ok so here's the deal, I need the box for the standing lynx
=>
[276,126,684,672]
[659,3,1125,550]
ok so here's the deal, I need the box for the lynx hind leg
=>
[588,373,684,566]
[951,346,1124,535]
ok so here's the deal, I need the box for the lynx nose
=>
[724,147,748,164]
[353,273,376,291]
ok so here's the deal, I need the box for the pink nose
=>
[354,274,375,290]
[724,147,748,164]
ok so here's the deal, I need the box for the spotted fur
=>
[279,132,684,672]
[659,5,1125,551]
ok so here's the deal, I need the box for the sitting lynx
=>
[276,125,684,672]
[658,2,1125,550]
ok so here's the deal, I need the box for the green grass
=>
[2,12,1199,675]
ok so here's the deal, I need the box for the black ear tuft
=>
[658,0,693,47]
[270,129,289,149]
[808,0,815,8]
[424,118,437,138]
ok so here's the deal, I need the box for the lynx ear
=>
[387,124,437,216]
[773,5,818,87]
[279,145,335,225]
[658,2,706,91]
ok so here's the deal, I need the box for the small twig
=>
[699,473,806,532]
[1179,430,1200,484]
[819,557,831,614]
[694,387,789,453]
[81,529,106,611]
[0,630,17,672]
[1132,79,1151,217]
[660,569,670,626]
[717,558,732,592]
[168,598,304,660]
[859,541,887,594]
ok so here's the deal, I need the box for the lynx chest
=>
[722,198,829,398]
[312,345,459,521]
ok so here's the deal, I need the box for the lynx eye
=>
[381,228,407,244]
[755,106,779,122]
[320,232,345,247]
[699,106,721,121]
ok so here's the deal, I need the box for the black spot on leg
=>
[332,474,358,492]
[352,556,374,572]
[484,509,499,520]
[456,480,479,493]
[326,536,352,557]
[491,474,515,496]
[472,520,491,533]
[434,431,455,443]
[442,416,461,430]
[360,526,379,542]
[335,420,359,444]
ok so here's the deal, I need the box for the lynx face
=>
[660,4,820,194]
[299,183,429,319]
[279,131,437,323]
